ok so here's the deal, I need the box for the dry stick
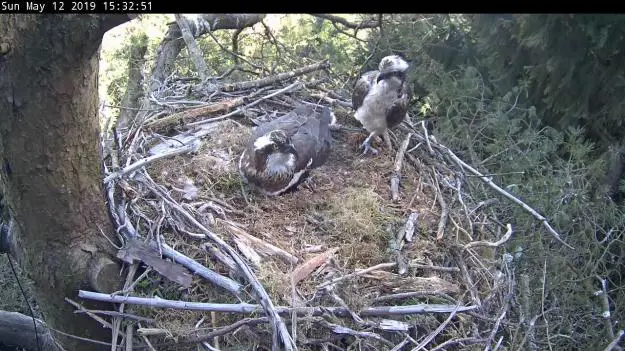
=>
[372,291,456,304]
[187,80,305,127]
[604,330,625,351]
[219,219,299,265]
[73,310,154,323]
[317,262,396,289]
[432,139,574,249]
[596,275,617,340]
[64,298,113,329]
[185,317,269,344]
[429,337,487,351]
[410,301,462,351]
[124,324,133,351]
[153,239,244,296]
[111,263,140,351]
[103,143,196,184]
[409,263,460,273]
[390,133,413,202]
[78,290,478,316]
[136,323,156,351]
[140,176,296,351]
[462,224,514,251]
[221,60,330,92]
[315,318,394,348]
[145,97,245,130]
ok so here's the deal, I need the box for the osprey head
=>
[253,129,298,176]
[377,55,410,83]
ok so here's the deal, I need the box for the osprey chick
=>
[238,105,334,196]
[352,55,411,155]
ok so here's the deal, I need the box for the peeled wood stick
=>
[390,133,413,202]
[290,247,339,285]
[220,219,299,265]
[317,262,396,289]
[78,290,478,316]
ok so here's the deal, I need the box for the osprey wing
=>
[352,70,377,112]
[386,81,411,129]
[290,106,333,170]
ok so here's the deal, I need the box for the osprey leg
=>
[360,132,379,156]
[383,130,393,151]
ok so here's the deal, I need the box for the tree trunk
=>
[0,14,130,350]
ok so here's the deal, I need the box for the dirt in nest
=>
[143,117,457,345]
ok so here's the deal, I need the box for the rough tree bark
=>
[0,14,131,350]
[149,14,266,92]
[116,31,149,133]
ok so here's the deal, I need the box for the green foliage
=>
[472,15,625,149]
[412,44,625,349]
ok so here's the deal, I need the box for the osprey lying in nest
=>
[238,105,334,196]
[352,55,411,155]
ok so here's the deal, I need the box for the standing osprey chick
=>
[352,55,411,155]
[238,105,334,196]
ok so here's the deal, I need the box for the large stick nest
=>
[91,59,530,351]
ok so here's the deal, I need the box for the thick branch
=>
[174,14,209,80]
[220,60,330,92]
[0,311,61,351]
[309,14,379,29]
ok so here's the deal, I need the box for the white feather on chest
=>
[355,79,401,133]
[265,152,296,177]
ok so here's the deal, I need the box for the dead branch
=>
[390,133,413,201]
[462,223,513,251]
[125,325,133,351]
[315,318,394,348]
[104,143,197,184]
[153,239,244,295]
[64,298,112,329]
[221,60,330,92]
[309,14,379,29]
[78,290,478,316]
[410,302,462,350]
[145,97,245,131]
[175,14,209,80]
[183,317,270,344]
